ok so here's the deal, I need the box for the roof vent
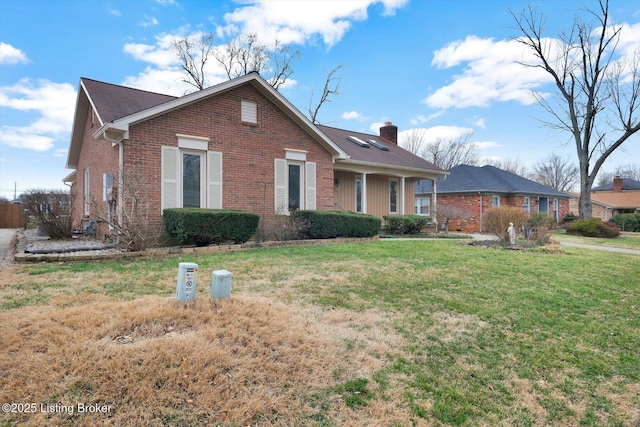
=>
[367,139,389,151]
[347,136,370,148]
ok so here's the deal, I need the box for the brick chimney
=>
[613,176,623,193]
[379,121,398,145]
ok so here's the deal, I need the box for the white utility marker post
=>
[176,262,198,302]
[211,269,232,299]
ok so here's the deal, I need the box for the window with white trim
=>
[355,176,362,213]
[389,178,398,214]
[523,196,530,213]
[161,142,222,211]
[492,195,500,207]
[415,197,430,215]
[84,167,90,215]
[274,152,315,214]
[553,199,559,220]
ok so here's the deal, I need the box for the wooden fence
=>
[0,204,25,228]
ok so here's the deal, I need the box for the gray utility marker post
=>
[211,269,232,299]
[177,262,198,302]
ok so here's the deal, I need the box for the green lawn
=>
[1,240,638,426]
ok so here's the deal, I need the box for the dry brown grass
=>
[0,291,414,426]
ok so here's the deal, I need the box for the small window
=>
[355,177,362,213]
[84,167,90,215]
[415,197,430,216]
[241,100,257,123]
[553,199,559,220]
[389,179,398,213]
[492,195,500,207]
[523,196,530,213]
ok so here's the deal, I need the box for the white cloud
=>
[154,0,176,5]
[0,42,29,64]
[107,4,121,17]
[341,110,368,121]
[410,111,445,125]
[0,79,75,152]
[474,141,502,150]
[425,35,552,109]
[139,15,159,27]
[219,0,408,47]
[399,125,475,145]
[473,117,486,129]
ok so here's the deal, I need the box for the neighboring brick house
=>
[65,73,445,239]
[569,177,640,221]
[415,164,571,233]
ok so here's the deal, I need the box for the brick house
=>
[65,73,445,239]
[569,177,640,221]
[415,164,571,233]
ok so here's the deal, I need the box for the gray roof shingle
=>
[416,164,570,198]
[318,125,445,173]
[592,178,640,191]
[82,78,176,123]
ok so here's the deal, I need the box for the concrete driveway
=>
[0,229,17,266]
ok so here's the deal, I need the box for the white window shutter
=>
[305,161,316,210]
[161,146,179,210]
[207,151,222,209]
[274,158,287,214]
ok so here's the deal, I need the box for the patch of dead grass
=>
[0,293,417,426]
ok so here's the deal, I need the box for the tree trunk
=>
[578,160,593,219]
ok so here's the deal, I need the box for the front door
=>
[539,197,548,214]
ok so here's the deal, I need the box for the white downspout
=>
[479,192,483,232]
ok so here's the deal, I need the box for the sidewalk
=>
[0,229,17,267]
[558,241,640,256]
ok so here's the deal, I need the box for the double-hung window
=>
[523,196,530,213]
[274,150,316,214]
[415,197,430,215]
[161,136,222,211]
[492,195,500,207]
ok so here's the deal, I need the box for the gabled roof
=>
[416,164,571,198]
[67,73,347,170]
[318,125,446,178]
[590,192,640,209]
[82,78,176,124]
[592,178,640,192]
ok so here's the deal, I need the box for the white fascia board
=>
[335,159,449,179]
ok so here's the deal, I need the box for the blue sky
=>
[1,0,639,200]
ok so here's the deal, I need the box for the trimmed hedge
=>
[610,213,640,232]
[383,215,431,234]
[291,210,381,239]
[566,217,621,238]
[163,208,259,245]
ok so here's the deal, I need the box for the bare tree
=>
[597,163,640,185]
[173,33,215,91]
[512,0,640,218]
[400,130,479,170]
[308,65,343,124]
[213,33,300,91]
[23,189,73,239]
[531,153,579,192]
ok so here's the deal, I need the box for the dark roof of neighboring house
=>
[416,164,571,198]
[318,125,445,175]
[82,78,176,123]
[592,178,640,192]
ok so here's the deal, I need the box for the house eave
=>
[335,159,448,179]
